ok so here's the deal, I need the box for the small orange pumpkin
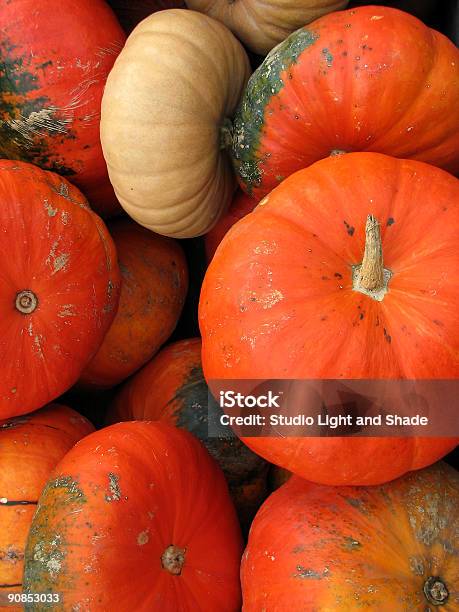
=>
[0,404,93,597]
[80,218,188,389]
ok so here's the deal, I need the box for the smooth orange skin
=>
[234,6,459,199]
[79,219,188,389]
[24,422,243,611]
[0,0,126,217]
[205,190,259,262]
[199,152,459,485]
[0,404,94,592]
[242,462,459,611]
[0,160,120,419]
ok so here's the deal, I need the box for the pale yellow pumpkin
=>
[100,9,250,238]
[185,0,349,55]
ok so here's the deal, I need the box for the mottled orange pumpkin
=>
[200,152,459,485]
[109,338,269,531]
[0,404,93,597]
[79,219,188,389]
[0,160,120,419]
[0,0,126,217]
[242,462,459,610]
[232,6,459,199]
[24,422,243,610]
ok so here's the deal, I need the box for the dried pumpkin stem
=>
[358,215,384,291]
[161,544,186,575]
[424,576,449,606]
[352,215,392,302]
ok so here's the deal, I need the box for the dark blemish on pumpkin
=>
[334,272,343,279]
[36,60,52,71]
[442,207,447,211]
[292,545,305,554]
[387,217,395,226]
[294,566,323,580]
[359,312,364,320]
[322,48,333,67]
[105,473,122,502]
[433,320,443,327]
[240,304,247,312]
[345,23,352,28]
[0,547,24,564]
[321,276,330,281]
[320,316,328,321]
[294,114,300,119]
[231,28,320,192]
[343,221,355,236]
[249,297,257,302]
[375,317,380,327]
[383,328,391,343]
[345,497,370,515]
[343,537,362,551]
[342,51,348,57]
[312,234,318,238]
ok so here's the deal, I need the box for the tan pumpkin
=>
[185,0,349,55]
[101,9,251,238]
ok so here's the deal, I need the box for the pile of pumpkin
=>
[0,0,458,609]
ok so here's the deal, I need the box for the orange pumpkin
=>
[0,404,93,597]
[199,152,459,485]
[0,160,120,419]
[79,219,188,389]
[109,338,269,531]
[205,190,259,262]
[0,0,126,217]
[24,422,243,610]
[242,462,459,610]
[232,6,459,199]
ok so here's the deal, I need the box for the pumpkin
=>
[185,0,348,56]
[199,152,459,486]
[109,338,269,531]
[0,160,120,419]
[232,6,459,199]
[106,0,186,33]
[205,190,259,262]
[0,0,126,217]
[79,219,188,389]
[24,421,243,610]
[0,403,93,597]
[242,462,459,610]
[100,9,251,238]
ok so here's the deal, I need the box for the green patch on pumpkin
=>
[0,38,77,175]
[231,28,319,194]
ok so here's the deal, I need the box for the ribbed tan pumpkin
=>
[100,9,250,238]
[185,0,349,55]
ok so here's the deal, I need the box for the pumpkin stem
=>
[15,290,38,315]
[161,544,186,575]
[352,215,392,302]
[424,576,449,606]
[220,118,233,150]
